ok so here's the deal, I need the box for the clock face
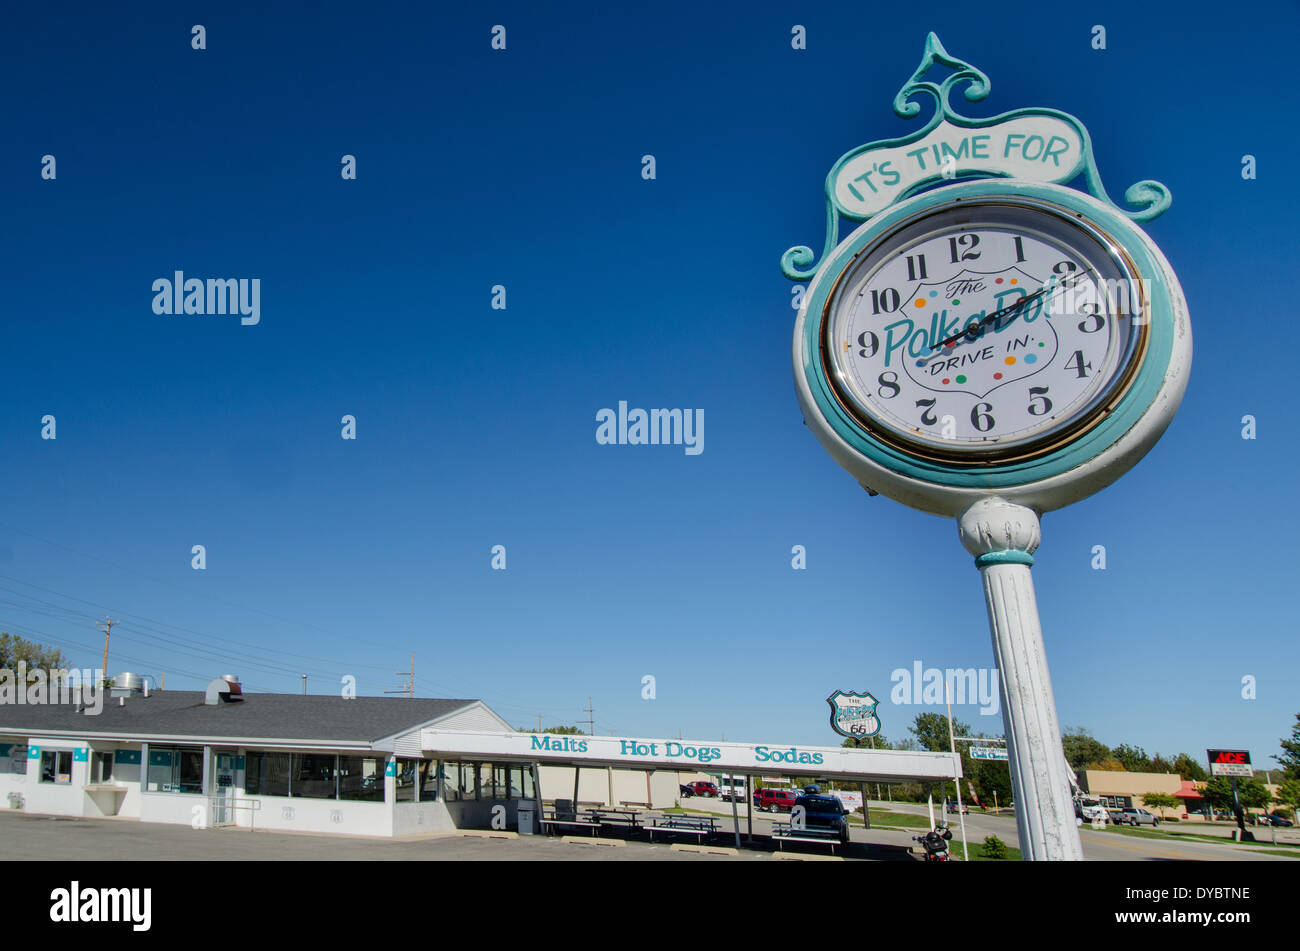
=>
[822,196,1149,463]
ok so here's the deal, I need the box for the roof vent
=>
[205,677,244,705]
[110,672,146,699]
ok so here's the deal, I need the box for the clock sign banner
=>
[782,32,1171,283]
[833,116,1084,219]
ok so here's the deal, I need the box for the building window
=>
[291,753,338,799]
[245,752,291,797]
[9,746,28,774]
[40,750,72,784]
[92,752,114,784]
[396,760,417,802]
[338,756,384,801]
[417,759,438,802]
[146,747,203,793]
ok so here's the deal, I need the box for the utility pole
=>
[385,654,414,698]
[301,674,307,695]
[99,618,117,684]
[537,714,542,733]
[582,697,595,736]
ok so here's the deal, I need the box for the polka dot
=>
[993,372,1003,380]
[944,341,955,349]
[1024,354,1037,364]
[941,378,950,385]
[928,291,938,298]
[995,278,1003,284]
[952,299,960,306]
[1004,356,1016,365]
[916,360,925,367]
[914,298,926,308]
[955,375,967,384]
[1010,278,1018,284]
[1038,341,1045,347]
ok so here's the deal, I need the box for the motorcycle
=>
[913,824,953,862]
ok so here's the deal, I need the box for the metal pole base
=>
[958,497,1084,861]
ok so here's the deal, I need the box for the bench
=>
[771,822,845,854]
[644,814,718,842]
[539,811,601,836]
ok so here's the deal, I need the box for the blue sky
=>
[0,1,1296,771]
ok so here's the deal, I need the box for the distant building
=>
[1076,769,1209,820]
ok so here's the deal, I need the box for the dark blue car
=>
[793,795,851,843]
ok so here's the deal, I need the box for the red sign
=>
[1206,749,1252,777]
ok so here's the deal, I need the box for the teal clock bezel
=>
[798,178,1175,490]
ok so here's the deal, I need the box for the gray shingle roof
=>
[0,691,478,744]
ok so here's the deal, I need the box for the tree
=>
[1277,714,1300,780]
[910,712,969,752]
[1238,778,1272,812]
[1112,744,1152,772]
[1275,780,1300,823]
[1148,753,1175,775]
[1204,777,1272,816]
[0,632,68,671]
[543,726,586,735]
[1172,753,1208,782]
[1062,728,1110,769]
[842,733,891,750]
[1140,792,1181,816]
[1087,757,1126,772]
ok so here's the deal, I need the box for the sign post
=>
[785,34,1191,860]
[1208,749,1254,841]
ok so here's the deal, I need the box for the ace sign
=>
[1207,749,1252,778]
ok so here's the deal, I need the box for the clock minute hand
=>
[928,269,1094,353]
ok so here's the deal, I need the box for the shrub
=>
[981,834,1008,859]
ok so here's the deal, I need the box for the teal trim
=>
[975,550,1035,568]
[798,178,1176,490]
[73,748,88,762]
[28,746,40,759]
[0,744,11,757]
[782,33,1170,281]
[114,749,142,765]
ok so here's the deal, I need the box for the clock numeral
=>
[869,288,901,314]
[905,254,928,282]
[1053,260,1077,277]
[1064,349,1092,379]
[877,372,901,399]
[971,402,995,433]
[1077,303,1104,334]
[1027,386,1052,417]
[915,398,938,427]
[1012,235,1026,263]
[948,234,981,263]
[856,331,879,358]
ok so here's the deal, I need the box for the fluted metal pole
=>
[958,497,1083,861]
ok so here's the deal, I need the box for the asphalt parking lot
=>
[0,810,887,861]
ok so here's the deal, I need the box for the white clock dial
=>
[822,197,1148,462]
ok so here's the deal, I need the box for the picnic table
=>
[644,813,719,842]
[539,806,600,836]
[770,821,845,853]
[586,807,643,833]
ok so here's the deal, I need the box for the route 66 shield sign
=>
[827,690,881,738]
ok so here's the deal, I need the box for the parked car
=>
[685,781,717,798]
[1266,812,1295,827]
[1251,811,1293,827]
[792,795,851,844]
[945,800,969,815]
[1106,808,1126,825]
[753,788,799,813]
[679,784,694,798]
[1118,807,1160,827]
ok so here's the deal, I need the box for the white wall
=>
[18,739,88,818]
